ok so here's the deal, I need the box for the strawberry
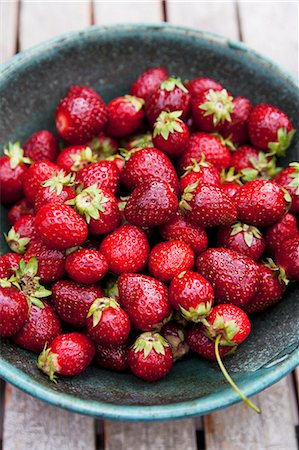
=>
[275,237,299,281]
[0,286,29,337]
[56,145,98,173]
[99,224,150,274]
[87,132,119,159]
[220,181,242,202]
[76,160,120,195]
[186,77,223,97]
[34,170,76,211]
[106,95,144,137]
[186,324,233,361]
[217,221,266,261]
[23,160,60,204]
[65,248,108,284]
[23,130,59,162]
[179,156,220,193]
[0,257,10,279]
[12,301,62,353]
[160,321,189,361]
[234,180,290,227]
[118,273,171,331]
[220,97,252,145]
[37,332,95,380]
[274,163,299,214]
[148,240,194,283]
[248,104,295,156]
[264,213,299,255]
[95,342,129,372]
[125,132,154,151]
[145,77,191,125]
[5,214,37,254]
[106,154,125,173]
[86,297,130,345]
[128,332,173,381]
[1,253,22,276]
[0,142,31,204]
[35,201,88,250]
[196,248,261,307]
[121,147,179,194]
[177,132,231,173]
[169,271,214,322]
[130,67,169,100]
[55,85,108,144]
[7,198,35,225]
[192,88,234,132]
[159,211,208,255]
[124,178,178,227]
[52,280,104,326]
[152,110,190,157]
[230,145,260,172]
[231,146,279,182]
[180,182,237,228]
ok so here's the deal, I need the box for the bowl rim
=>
[0,23,298,420]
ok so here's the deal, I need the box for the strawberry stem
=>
[214,334,261,414]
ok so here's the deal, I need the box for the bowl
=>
[0,23,298,421]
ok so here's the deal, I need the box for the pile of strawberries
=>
[0,67,298,409]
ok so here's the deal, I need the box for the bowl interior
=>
[0,24,298,419]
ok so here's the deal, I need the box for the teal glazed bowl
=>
[0,24,298,421]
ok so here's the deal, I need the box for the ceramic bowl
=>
[0,24,298,421]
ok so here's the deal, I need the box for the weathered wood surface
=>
[93,0,163,23]
[0,0,19,63]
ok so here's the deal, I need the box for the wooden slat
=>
[104,419,197,450]
[0,0,19,63]
[3,385,96,450]
[238,1,298,75]
[204,376,297,450]
[93,0,162,23]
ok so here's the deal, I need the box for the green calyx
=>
[123,95,144,112]
[87,297,120,327]
[37,345,59,383]
[118,196,129,213]
[288,162,299,195]
[89,137,116,158]
[70,146,97,171]
[165,330,189,362]
[180,301,213,323]
[119,146,141,161]
[230,221,262,248]
[153,110,184,141]
[124,132,154,150]
[41,170,76,195]
[151,311,173,332]
[267,127,296,157]
[240,152,281,183]
[220,167,242,184]
[182,155,210,177]
[132,332,169,358]
[211,132,236,151]
[4,228,31,254]
[0,278,13,288]
[160,77,188,93]
[103,275,119,300]
[207,314,239,346]
[199,89,234,127]
[263,258,290,286]
[68,183,109,224]
[4,142,32,169]
[179,181,199,212]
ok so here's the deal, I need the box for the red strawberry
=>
[106,154,125,173]
[87,132,119,159]
[106,95,144,137]
[230,145,260,172]
[99,224,150,274]
[128,332,173,381]
[148,240,194,283]
[12,301,61,353]
[1,253,22,276]
[221,181,242,202]
[65,248,108,284]
[7,198,35,225]
[145,77,191,125]
[86,297,130,345]
[235,180,290,227]
[159,211,208,255]
[196,248,261,307]
[186,324,233,361]
[264,213,299,255]
[220,97,252,145]
[35,201,88,250]
[23,160,60,204]
[231,146,279,182]
[177,132,231,173]
[152,110,190,157]
[51,280,104,326]
[179,157,220,193]
[95,342,129,372]
[130,67,169,100]
[23,130,59,162]
[118,273,171,331]
[160,321,189,361]
[125,178,178,227]
[274,163,299,214]
[180,182,237,228]
[76,160,120,195]
[169,271,214,322]
[217,221,266,261]
[34,170,76,211]
[55,85,108,144]
[0,257,10,279]
[0,142,31,204]
[186,77,223,97]
[192,88,234,132]
[56,145,98,173]
[5,214,37,254]
[0,286,29,337]
[121,147,179,194]
[275,237,299,281]
[37,332,95,380]
[248,104,295,156]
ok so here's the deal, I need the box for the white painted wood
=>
[238,1,298,76]
[104,419,197,450]
[0,0,19,63]
[204,376,297,450]
[3,384,96,450]
[93,0,162,23]
[167,1,239,39]
[19,0,91,50]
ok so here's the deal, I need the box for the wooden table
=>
[0,1,298,449]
